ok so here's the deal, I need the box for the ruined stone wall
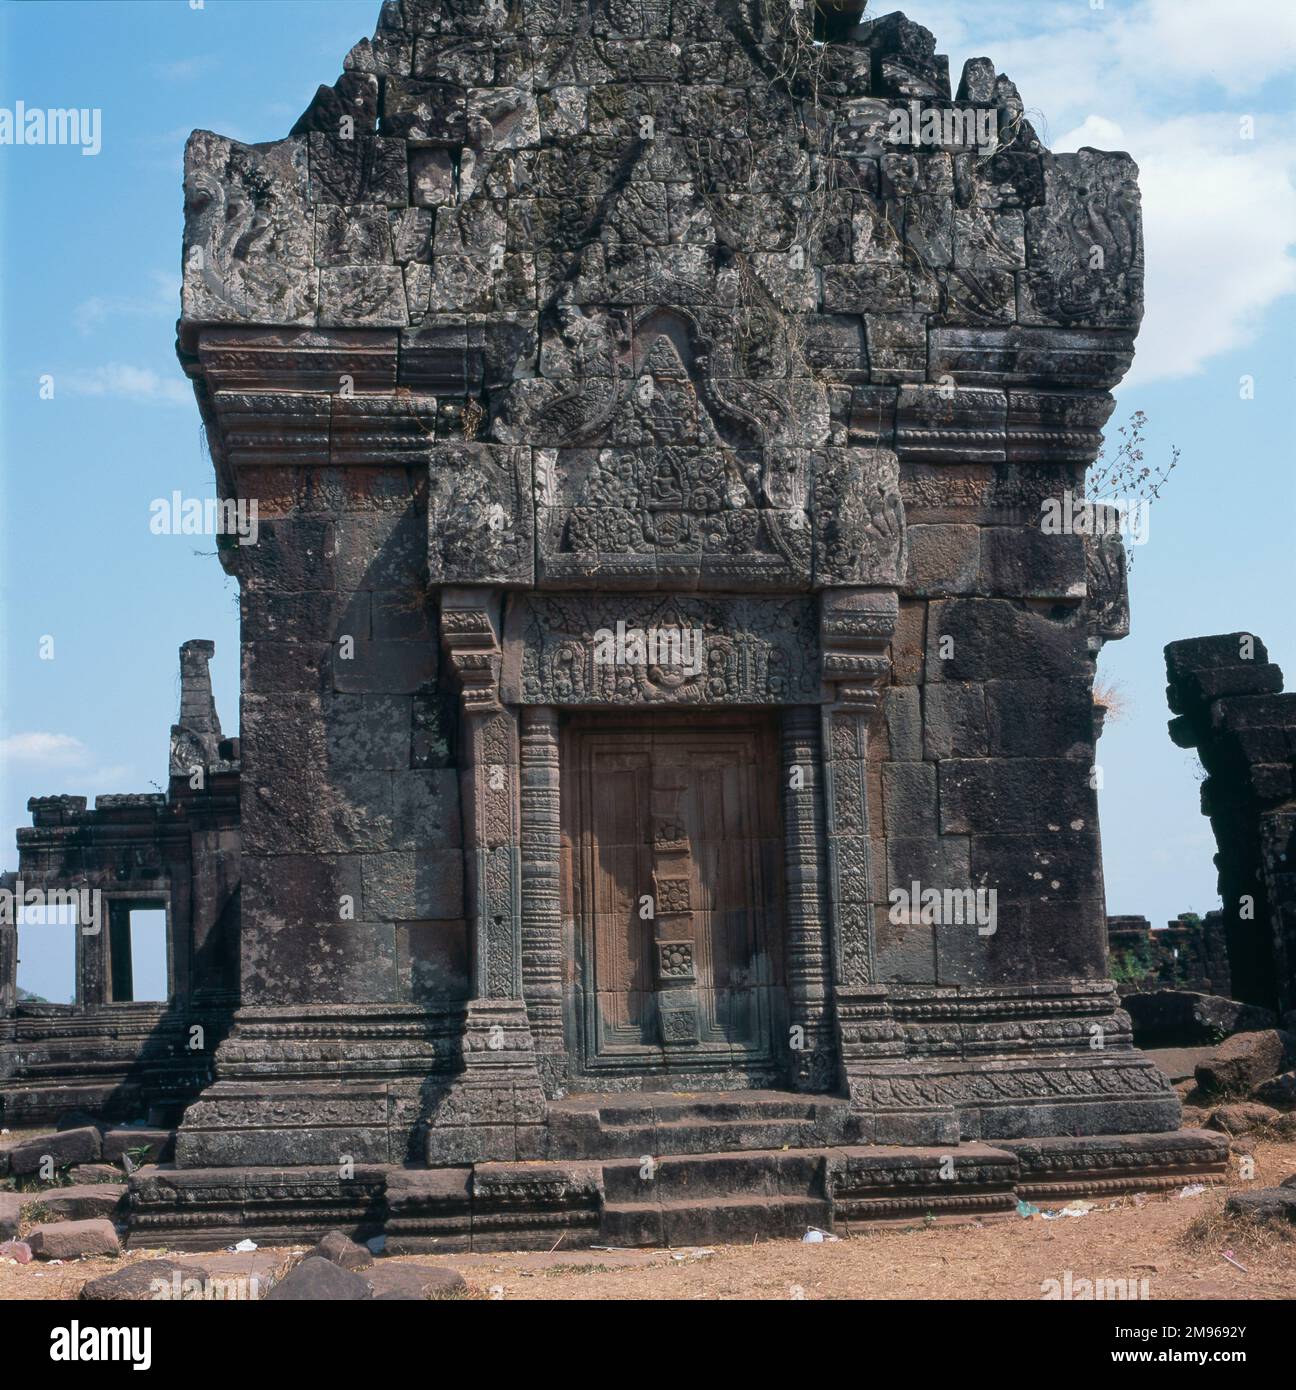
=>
[1107,913,1232,997]
[1166,633,1296,1014]
[0,645,240,1125]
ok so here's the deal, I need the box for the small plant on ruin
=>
[1110,943,1155,989]
[13,1167,74,1192]
[1092,677,1128,722]
[122,1144,153,1171]
[1086,410,1181,569]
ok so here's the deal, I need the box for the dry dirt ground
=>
[2,1140,1293,1302]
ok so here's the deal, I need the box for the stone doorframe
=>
[426,585,900,1162]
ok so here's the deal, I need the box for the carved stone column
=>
[519,707,565,1092]
[426,589,546,1164]
[819,590,915,1134]
[780,708,835,1090]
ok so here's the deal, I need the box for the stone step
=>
[124,1130,1234,1251]
[26,1183,128,1223]
[602,1149,825,1203]
[0,1081,190,1129]
[602,1194,831,1246]
[591,1091,833,1125]
[593,1117,838,1156]
[547,1089,862,1158]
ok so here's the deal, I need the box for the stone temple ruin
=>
[0,643,239,1128]
[1,1,1238,1247]
[1165,634,1296,1018]
[1106,912,1232,999]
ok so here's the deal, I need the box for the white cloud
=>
[61,364,191,406]
[1128,0,1296,95]
[74,270,178,335]
[0,733,90,766]
[906,0,1296,384]
[1055,115,1126,152]
[914,0,1296,117]
[1127,119,1296,383]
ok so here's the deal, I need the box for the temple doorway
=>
[561,711,787,1085]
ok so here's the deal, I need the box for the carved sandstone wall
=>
[173,1,1168,1164]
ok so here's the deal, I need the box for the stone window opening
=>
[106,901,170,1004]
[15,900,78,1007]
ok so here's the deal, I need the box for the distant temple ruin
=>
[1165,633,1296,1016]
[1106,914,1232,998]
[2,1,1232,1247]
[0,643,239,1126]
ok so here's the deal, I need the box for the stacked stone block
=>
[1166,633,1296,1014]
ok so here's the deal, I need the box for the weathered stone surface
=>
[1252,1071,1296,1109]
[1226,1188,1296,1226]
[80,1259,210,1301]
[906,524,980,597]
[68,1164,128,1185]
[366,1262,467,1298]
[32,1184,128,1222]
[1143,1047,1217,1084]
[1195,1030,1296,1097]
[1022,151,1143,329]
[938,758,1096,836]
[266,1256,372,1300]
[102,1129,175,1165]
[926,599,1092,683]
[309,1229,375,1271]
[183,133,317,325]
[0,1192,20,1241]
[5,1127,102,1176]
[1207,1102,1281,1136]
[55,1110,106,1133]
[1165,634,1296,1016]
[428,443,534,585]
[1122,991,1277,1047]
[27,1219,121,1260]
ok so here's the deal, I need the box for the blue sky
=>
[1,1,1293,999]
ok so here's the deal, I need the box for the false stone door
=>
[562,711,786,1084]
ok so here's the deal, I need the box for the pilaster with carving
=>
[780,709,835,1091]
[426,589,546,1163]
[519,707,565,1092]
[819,590,909,1121]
